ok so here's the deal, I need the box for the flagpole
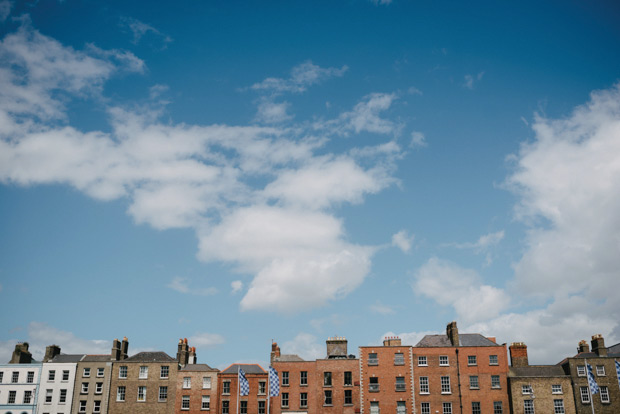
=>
[585,359,595,414]
[237,365,240,414]
[267,366,271,414]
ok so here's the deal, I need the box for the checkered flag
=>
[587,364,599,394]
[239,368,249,396]
[269,366,279,396]
[615,361,620,391]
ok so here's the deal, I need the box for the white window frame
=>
[600,386,610,403]
[493,401,503,414]
[93,400,101,413]
[160,366,169,379]
[119,366,127,379]
[441,376,451,394]
[183,377,191,389]
[580,386,590,403]
[524,400,534,414]
[443,402,452,414]
[81,382,89,394]
[97,367,104,377]
[553,399,565,414]
[489,355,498,365]
[62,370,70,381]
[577,365,586,376]
[203,376,211,389]
[83,368,90,378]
[79,400,87,413]
[552,384,562,394]
[419,376,429,394]
[300,392,308,407]
[470,375,479,389]
[439,355,449,366]
[95,382,103,394]
[418,356,427,366]
[421,402,430,414]
[159,386,168,402]
[281,392,289,407]
[182,395,190,410]
[48,370,56,381]
[202,395,210,410]
[8,390,16,403]
[596,365,605,376]
[300,371,308,385]
[23,390,32,404]
[522,385,532,395]
[468,355,477,366]
[139,366,148,379]
[397,401,406,414]
[491,375,501,388]
[27,371,34,383]
[472,401,481,414]
[117,386,126,401]
[137,386,146,402]
[46,388,53,403]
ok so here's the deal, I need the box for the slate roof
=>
[50,354,85,363]
[607,343,620,357]
[416,333,498,347]
[81,355,112,362]
[180,363,218,372]
[124,352,175,362]
[273,354,305,362]
[221,364,266,374]
[509,366,567,377]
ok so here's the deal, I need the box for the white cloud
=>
[281,333,324,360]
[320,92,400,136]
[0,322,109,363]
[413,257,510,323]
[120,17,172,47]
[379,330,438,347]
[370,301,395,315]
[451,230,504,252]
[391,230,414,253]
[231,280,243,294]
[0,0,11,22]
[251,61,348,94]
[370,0,393,5]
[463,71,485,90]
[255,99,293,124]
[189,332,225,348]
[407,86,423,96]
[167,276,217,296]
[410,131,427,148]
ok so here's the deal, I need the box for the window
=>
[554,400,565,414]
[117,386,126,401]
[60,389,67,402]
[600,386,610,403]
[493,401,503,414]
[48,370,56,381]
[489,355,498,365]
[368,353,378,365]
[139,366,148,379]
[397,401,406,414]
[301,392,308,407]
[259,381,266,394]
[281,392,289,407]
[300,371,308,385]
[421,402,430,414]
[324,390,332,405]
[396,376,406,391]
[93,400,101,413]
[12,371,19,383]
[259,401,265,414]
[524,400,534,414]
[202,395,210,410]
[81,382,88,394]
[581,386,591,403]
[443,402,452,414]
[370,402,379,414]
[552,384,562,394]
[62,370,69,381]
[8,390,16,403]
[137,386,146,402]
[183,377,191,389]
[369,377,379,392]
[469,375,479,389]
[472,402,481,414]
[159,386,167,401]
[395,353,405,365]
[419,376,429,394]
[491,375,500,388]
[418,356,427,366]
[596,365,605,376]
[468,355,477,365]
[95,382,103,394]
[83,368,90,377]
[23,390,32,404]
[577,365,586,376]
[119,366,127,379]
[160,366,169,379]
[27,371,34,383]
[222,400,229,414]
[223,381,230,394]
[344,389,352,405]
[203,376,212,389]
[441,376,451,393]
[46,389,53,403]
[182,395,190,410]
[439,355,449,366]
[0,371,3,382]
[282,371,289,386]
[96,367,104,377]
[344,371,352,386]
[240,401,247,414]
[522,385,532,394]
[323,371,332,386]
[79,400,86,413]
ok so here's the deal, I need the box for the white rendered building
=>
[36,354,84,414]
[0,343,41,414]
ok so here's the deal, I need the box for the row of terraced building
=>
[1,322,619,414]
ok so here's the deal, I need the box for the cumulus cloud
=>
[167,277,218,296]
[189,332,225,348]
[251,61,348,94]
[280,333,324,360]
[410,131,427,148]
[0,27,400,313]
[255,99,293,124]
[231,280,243,294]
[0,0,11,22]
[120,17,172,47]
[391,230,414,253]
[413,257,510,323]
[451,230,504,252]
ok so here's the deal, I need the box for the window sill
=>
[441,392,452,395]
[323,405,333,407]
[470,387,479,390]
[418,365,428,367]
[300,384,308,387]
[419,392,430,395]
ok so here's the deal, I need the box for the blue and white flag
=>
[587,364,599,394]
[615,360,620,390]
[269,366,279,396]
[239,368,249,396]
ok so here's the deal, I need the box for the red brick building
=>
[175,360,219,414]
[217,364,268,414]
[271,337,360,414]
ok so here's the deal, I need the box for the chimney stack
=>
[509,342,529,367]
[270,342,281,364]
[591,334,607,357]
[446,321,459,346]
[188,347,197,364]
[43,345,61,362]
[111,339,121,361]
[121,337,129,360]
[578,340,590,354]
[326,336,348,359]
[383,336,402,346]
[10,342,32,364]
[177,338,190,366]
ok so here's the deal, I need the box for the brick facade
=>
[175,363,219,414]
[217,364,268,414]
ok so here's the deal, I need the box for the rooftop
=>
[124,352,176,362]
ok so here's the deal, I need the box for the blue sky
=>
[1,0,619,368]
